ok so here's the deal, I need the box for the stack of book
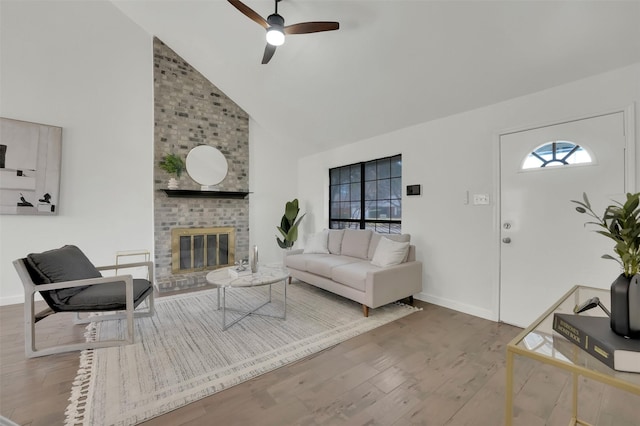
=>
[553,313,640,373]
[228,268,252,278]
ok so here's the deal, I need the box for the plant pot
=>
[630,275,640,336]
[282,246,292,266]
[250,245,258,273]
[610,273,640,338]
[167,177,179,190]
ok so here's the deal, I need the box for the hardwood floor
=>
[1,285,638,426]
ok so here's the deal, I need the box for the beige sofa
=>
[284,229,422,316]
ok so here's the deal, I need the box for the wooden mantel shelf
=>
[161,189,250,199]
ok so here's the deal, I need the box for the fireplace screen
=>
[171,227,235,273]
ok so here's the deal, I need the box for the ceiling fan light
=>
[266,28,285,46]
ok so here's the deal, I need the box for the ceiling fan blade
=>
[228,0,268,29]
[284,21,339,35]
[262,44,277,64]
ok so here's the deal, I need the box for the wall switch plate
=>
[406,184,421,196]
[473,193,490,205]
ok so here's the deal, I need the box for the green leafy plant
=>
[276,199,305,249]
[159,153,185,177]
[571,192,640,277]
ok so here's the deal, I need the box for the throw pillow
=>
[303,230,330,254]
[367,233,411,259]
[371,237,410,268]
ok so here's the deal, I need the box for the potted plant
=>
[572,192,640,337]
[159,153,185,189]
[276,199,305,249]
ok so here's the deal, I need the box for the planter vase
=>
[167,178,179,190]
[630,275,640,336]
[250,245,258,273]
[282,247,292,265]
[610,273,640,338]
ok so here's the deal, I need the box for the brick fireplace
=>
[153,38,250,292]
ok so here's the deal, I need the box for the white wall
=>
[297,63,640,321]
[0,0,154,305]
[249,119,304,264]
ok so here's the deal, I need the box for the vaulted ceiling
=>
[113,0,640,157]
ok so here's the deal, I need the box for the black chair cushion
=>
[55,279,153,312]
[25,245,101,307]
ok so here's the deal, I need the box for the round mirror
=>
[186,145,228,187]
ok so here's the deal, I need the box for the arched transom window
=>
[522,141,592,170]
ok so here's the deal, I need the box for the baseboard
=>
[2,290,496,320]
[414,292,497,321]
[0,293,42,307]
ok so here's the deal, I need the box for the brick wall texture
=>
[153,37,250,291]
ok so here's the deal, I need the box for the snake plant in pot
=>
[572,192,640,338]
[276,199,305,249]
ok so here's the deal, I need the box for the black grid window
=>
[329,154,401,234]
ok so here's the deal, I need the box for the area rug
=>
[64,282,420,425]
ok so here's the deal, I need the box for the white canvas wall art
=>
[0,118,62,215]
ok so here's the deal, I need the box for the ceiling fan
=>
[228,0,340,64]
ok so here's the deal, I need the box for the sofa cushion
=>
[303,230,330,254]
[341,229,372,259]
[284,253,318,272]
[367,233,411,259]
[327,229,345,254]
[306,255,361,278]
[26,245,102,302]
[56,278,153,312]
[371,237,410,267]
[331,261,381,292]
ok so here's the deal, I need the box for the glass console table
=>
[505,285,640,426]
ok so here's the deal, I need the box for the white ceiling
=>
[113,0,640,156]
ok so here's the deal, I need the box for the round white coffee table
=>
[206,264,290,330]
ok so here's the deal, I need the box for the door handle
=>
[502,237,511,244]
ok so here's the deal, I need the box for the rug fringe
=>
[392,300,424,311]
[64,322,98,426]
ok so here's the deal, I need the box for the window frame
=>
[329,154,402,234]
[521,141,594,171]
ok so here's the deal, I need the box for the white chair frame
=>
[13,259,155,358]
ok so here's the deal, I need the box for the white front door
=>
[499,112,627,327]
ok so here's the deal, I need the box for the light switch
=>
[473,193,490,205]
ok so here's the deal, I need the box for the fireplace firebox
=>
[171,227,235,273]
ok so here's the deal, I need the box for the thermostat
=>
[406,185,421,196]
